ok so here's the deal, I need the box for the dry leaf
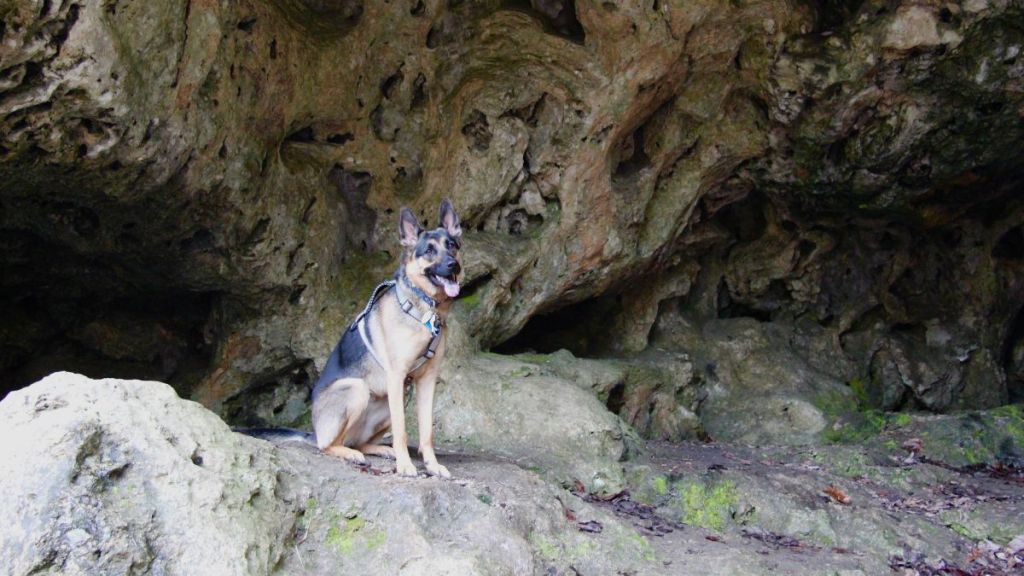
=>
[823,485,851,505]
[902,438,924,454]
[966,546,982,563]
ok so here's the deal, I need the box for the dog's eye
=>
[446,240,457,251]
[425,245,436,256]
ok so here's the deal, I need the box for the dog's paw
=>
[395,460,418,477]
[425,462,451,479]
[359,444,395,460]
[326,445,367,465]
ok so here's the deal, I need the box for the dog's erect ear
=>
[399,208,422,247]
[438,198,462,238]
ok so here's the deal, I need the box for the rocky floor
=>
[3,373,1023,576]
[271,438,1024,576]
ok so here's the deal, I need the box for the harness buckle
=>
[424,313,440,337]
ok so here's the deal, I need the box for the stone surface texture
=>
[1,1,1022,434]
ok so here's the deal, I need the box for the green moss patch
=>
[676,480,739,532]
[325,516,387,555]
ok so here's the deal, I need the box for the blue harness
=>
[349,273,442,372]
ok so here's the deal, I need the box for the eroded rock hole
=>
[381,70,403,100]
[411,74,428,109]
[221,360,316,427]
[492,294,625,356]
[285,126,315,143]
[328,166,376,253]
[461,110,492,152]
[237,17,257,31]
[612,125,651,180]
[1003,307,1024,403]
[606,382,626,415]
[993,225,1024,260]
[501,0,585,44]
[274,0,364,37]
[0,291,218,400]
[811,0,866,32]
[426,24,442,48]
[718,191,767,242]
[716,279,774,322]
[327,132,353,145]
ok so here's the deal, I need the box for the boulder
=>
[0,372,669,575]
[429,353,638,494]
[0,372,293,575]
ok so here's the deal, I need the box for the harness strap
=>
[357,317,386,369]
[409,330,441,373]
[349,280,397,332]
[349,275,443,372]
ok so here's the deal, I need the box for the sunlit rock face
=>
[1,0,1022,427]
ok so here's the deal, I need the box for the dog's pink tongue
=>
[441,277,460,298]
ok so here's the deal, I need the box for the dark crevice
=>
[0,291,219,400]
[1003,306,1024,403]
[237,17,257,32]
[718,191,768,242]
[284,126,315,143]
[381,69,403,100]
[501,0,585,45]
[426,24,442,48]
[461,110,492,152]
[411,73,428,109]
[221,359,316,427]
[327,132,353,145]
[993,225,1024,260]
[53,4,81,50]
[716,279,774,322]
[808,0,866,33]
[612,125,651,180]
[328,166,376,254]
[606,381,626,415]
[271,0,364,38]
[491,294,623,356]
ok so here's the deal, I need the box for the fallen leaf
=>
[823,485,851,505]
[902,438,924,454]
[564,508,577,522]
[573,479,586,494]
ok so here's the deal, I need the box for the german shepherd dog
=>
[309,200,463,478]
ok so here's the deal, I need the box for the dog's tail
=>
[234,427,315,445]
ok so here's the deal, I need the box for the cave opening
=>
[500,0,586,45]
[0,288,219,401]
[1003,305,1024,403]
[491,293,624,357]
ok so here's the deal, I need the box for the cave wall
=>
[1,0,1022,419]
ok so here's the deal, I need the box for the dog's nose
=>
[443,259,461,276]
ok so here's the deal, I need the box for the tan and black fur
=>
[309,200,464,477]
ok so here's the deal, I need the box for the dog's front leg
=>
[387,372,418,477]
[416,371,450,478]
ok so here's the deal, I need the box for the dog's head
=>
[399,199,463,301]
